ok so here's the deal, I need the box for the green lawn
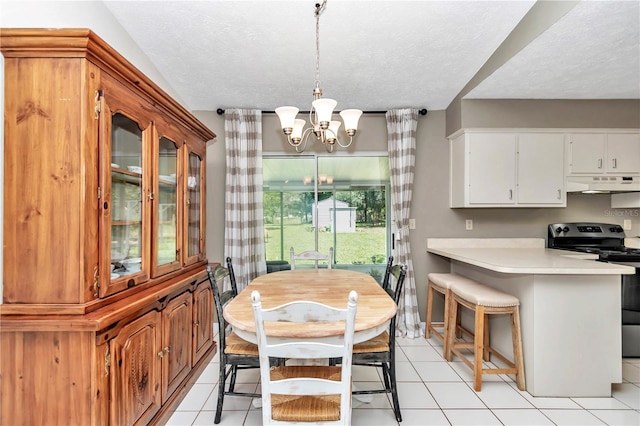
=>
[265,223,387,265]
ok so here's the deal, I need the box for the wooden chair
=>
[289,246,334,269]
[251,289,358,425]
[349,264,406,422]
[207,265,261,424]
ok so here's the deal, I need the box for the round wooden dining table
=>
[223,269,398,345]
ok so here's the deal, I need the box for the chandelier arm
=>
[298,127,316,153]
[286,135,301,148]
[308,108,318,127]
[335,135,354,149]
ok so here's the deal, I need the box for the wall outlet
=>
[409,218,416,230]
[466,219,473,230]
[623,219,632,230]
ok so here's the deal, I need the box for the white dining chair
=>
[251,289,358,425]
[289,246,334,269]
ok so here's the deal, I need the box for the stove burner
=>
[598,248,640,262]
[547,222,640,261]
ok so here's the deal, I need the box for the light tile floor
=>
[168,329,640,425]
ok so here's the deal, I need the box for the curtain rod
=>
[216,108,428,116]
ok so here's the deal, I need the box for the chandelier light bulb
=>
[327,120,341,142]
[312,98,337,127]
[339,109,363,135]
[275,106,299,133]
[292,119,306,140]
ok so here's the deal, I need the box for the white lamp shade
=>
[312,98,337,123]
[275,106,299,129]
[339,109,363,132]
[327,120,341,138]
[292,119,306,139]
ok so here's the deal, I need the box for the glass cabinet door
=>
[109,113,146,286]
[184,148,205,265]
[99,95,151,298]
[152,135,181,277]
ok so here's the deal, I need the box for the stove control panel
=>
[577,225,603,233]
[548,222,625,239]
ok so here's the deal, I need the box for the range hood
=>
[566,176,640,193]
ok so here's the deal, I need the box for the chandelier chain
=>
[314,1,327,89]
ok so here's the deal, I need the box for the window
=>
[263,155,390,280]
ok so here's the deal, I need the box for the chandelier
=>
[275,0,362,153]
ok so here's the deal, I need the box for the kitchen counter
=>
[426,247,635,275]
[426,238,629,398]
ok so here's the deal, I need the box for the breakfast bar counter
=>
[427,238,635,398]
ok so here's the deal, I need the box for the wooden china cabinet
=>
[0,29,216,425]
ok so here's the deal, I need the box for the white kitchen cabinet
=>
[467,133,517,205]
[567,132,640,175]
[607,133,640,174]
[517,133,565,204]
[450,130,565,208]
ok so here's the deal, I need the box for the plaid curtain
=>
[224,109,267,292]
[386,108,421,338]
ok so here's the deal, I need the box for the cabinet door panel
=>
[192,281,214,364]
[568,134,606,173]
[100,79,152,297]
[152,123,183,278]
[110,310,162,426]
[162,292,193,402]
[468,133,516,204]
[607,134,640,174]
[518,133,564,204]
[184,147,206,265]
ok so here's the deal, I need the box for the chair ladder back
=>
[225,256,239,296]
[388,264,407,305]
[268,376,345,396]
[387,264,408,349]
[289,246,334,269]
[251,290,357,425]
[207,265,232,343]
[261,300,346,322]
[381,256,394,290]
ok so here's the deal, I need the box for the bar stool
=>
[444,279,525,392]
[425,273,476,355]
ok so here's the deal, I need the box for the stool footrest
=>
[427,325,446,344]
[486,347,514,367]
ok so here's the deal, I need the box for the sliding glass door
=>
[263,155,390,278]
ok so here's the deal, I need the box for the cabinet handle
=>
[598,158,603,169]
[157,350,165,359]
[194,320,200,327]
[612,158,617,169]
[104,346,111,377]
[557,189,561,200]
[94,90,101,120]
[509,189,513,200]
[164,346,170,354]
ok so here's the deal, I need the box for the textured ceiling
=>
[102,0,640,113]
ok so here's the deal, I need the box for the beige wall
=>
[448,99,640,136]
[199,109,639,322]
